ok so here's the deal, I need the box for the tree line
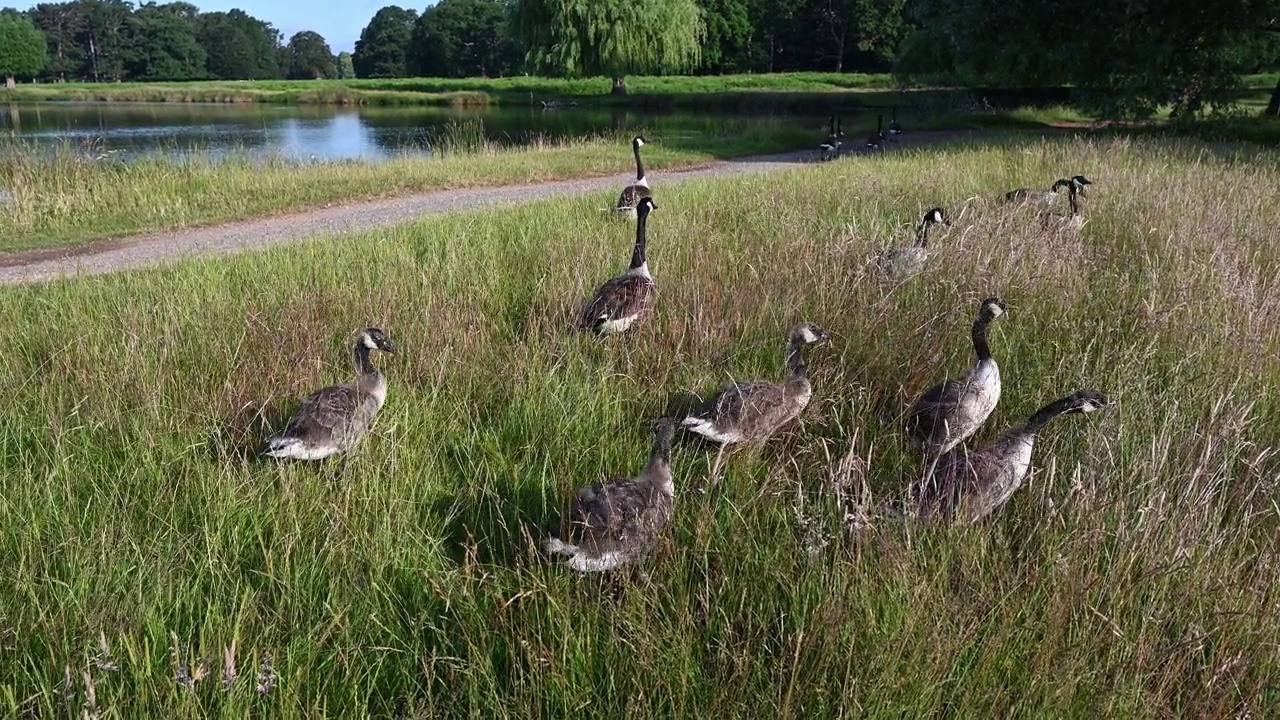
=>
[0,0,1276,117]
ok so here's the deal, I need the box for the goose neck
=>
[629,209,649,270]
[915,219,930,248]
[1024,397,1076,434]
[352,342,378,377]
[633,141,645,182]
[971,315,995,362]
[785,339,809,381]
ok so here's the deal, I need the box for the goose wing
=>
[915,445,1013,521]
[278,384,363,443]
[686,380,791,440]
[568,477,670,556]
[905,375,975,448]
[577,274,656,332]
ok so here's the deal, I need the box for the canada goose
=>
[835,117,846,156]
[614,136,651,213]
[878,207,950,278]
[1002,174,1091,205]
[543,419,677,572]
[905,298,1006,457]
[682,323,830,445]
[913,389,1113,522]
[578,196,657,334]
[866,115,886,151]
[888,108,901,142]
[817,116,839,162]
[264,328,396,460]
[1040,182,1086,231]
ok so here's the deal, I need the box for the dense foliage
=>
[2,0,1277,116]
[0,12,48,86]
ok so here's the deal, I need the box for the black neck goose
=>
[544,419,677,572]
[578,196,658,335]
[818,116,839,161]
[879,207,950,278]
[888,107,901,141]
[265,328,396,460]
[914,389,1113,522]
[681,323,830,445]
[615,136,652,213]
[905,298,1006,457]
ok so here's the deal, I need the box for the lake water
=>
[0,102,824,161]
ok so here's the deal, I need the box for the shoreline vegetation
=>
[1,72,1275,112]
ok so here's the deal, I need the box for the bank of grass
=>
[0,72,900,107]
[3,134,1280,715]
[0,119,814,252]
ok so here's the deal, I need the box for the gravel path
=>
[0,131,968,286]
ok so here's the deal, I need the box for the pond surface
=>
[0,102,825,161]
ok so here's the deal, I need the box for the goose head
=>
[632,136,646,149]
[923,207,950,227]
[1063,388,1114,414]
[359,327,396,354]
[1070,175,1092,192]
[789,322,831,346]
[636,196,657,216]
[978,297,1006,322]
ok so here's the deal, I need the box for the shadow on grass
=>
[206,399,293,465]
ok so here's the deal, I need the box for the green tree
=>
[410,0,521,77]
[198,9,282,79]
[353,5,417,78]
[902,0,1280,118]
[698,0,754,72]
[28,2,85,81]
[285,30,336,79]
[78,0,131,82]
[123,2,206,80]
[337,50,355,79]
[517,0,704,93]
[0,13,47,87]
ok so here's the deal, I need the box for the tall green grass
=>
[2,135,1280,715]
[0,118,814,252]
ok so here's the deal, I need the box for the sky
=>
[196,0,397,54]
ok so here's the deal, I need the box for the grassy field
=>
[2,133,1280,715]
[0,118,815,252]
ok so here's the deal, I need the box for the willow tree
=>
[517,0,703,94]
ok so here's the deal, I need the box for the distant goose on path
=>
[264,328,396,460]
[682,323,830,445]
[615,136,652,213]
[913,389,1113,522]
[818,116,839,161]
[866,115,886,151]
[578,196,658,335]
[905,298,1006,457]
[878,207,950,278]
[543,419,678,572]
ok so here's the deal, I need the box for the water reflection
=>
[0,102,827,161]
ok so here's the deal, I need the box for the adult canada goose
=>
[905,298,1006,457]
[913,389,1113,522]
[835,117,846,157]
[888,108,902,142]
[578,196,657,334]
[543,419,677,572]
[614,136,651,213]
[1002,174,1091,205]
[866,115,886,151]
[817,116,840,162]
[682,323,830,445]
[264,328,396,460]
[1040,182,1086,231]
[878,207,950,278]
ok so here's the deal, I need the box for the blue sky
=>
[198,1,400,54]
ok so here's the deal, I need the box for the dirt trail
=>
[0,131,972,286]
